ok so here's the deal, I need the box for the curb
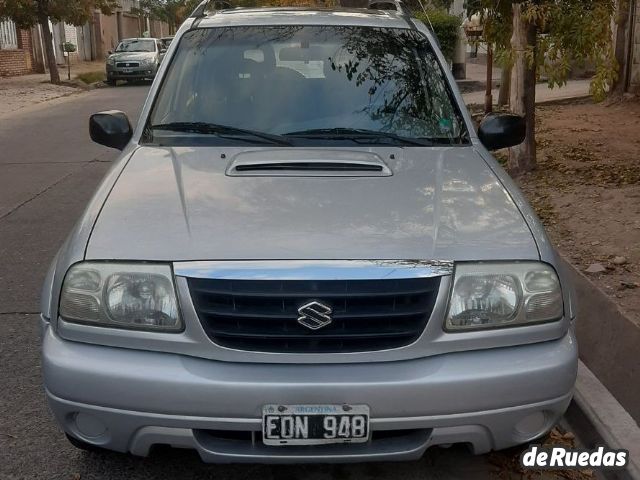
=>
[566,361,640,479]
[535,94,592,106]
[464,93,591,108]
[558,254,640,424]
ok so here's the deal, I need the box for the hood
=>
[86,146,539,261]
[110,52,155,61]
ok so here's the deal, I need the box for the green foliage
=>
[462,0,618,101]
[464,0,512,51]
[415,9,460,62]
[0,0,119,27]
[76,70,106,84]
[413,0,452,9]
[521,0,617,101]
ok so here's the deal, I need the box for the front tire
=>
[105,77,116,86]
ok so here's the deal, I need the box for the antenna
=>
[416,0,434,31]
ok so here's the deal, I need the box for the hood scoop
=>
[226,149,393,177]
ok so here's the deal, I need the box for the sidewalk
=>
[0,61,104,118]
[463,79,592,106]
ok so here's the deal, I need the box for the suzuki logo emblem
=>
[297,300,333,331]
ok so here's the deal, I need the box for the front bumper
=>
[42,324,578,463]
[106,67,156,80]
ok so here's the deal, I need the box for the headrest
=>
[278,46,327,62]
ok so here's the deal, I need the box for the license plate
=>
[122,68,132,73]
[262,404,370,446]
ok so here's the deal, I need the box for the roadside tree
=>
[509,0,617,174]
[465,0,617,174]
[0,0,119,85]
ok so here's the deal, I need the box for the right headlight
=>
[445,262,563,331]
[59,262,182,332]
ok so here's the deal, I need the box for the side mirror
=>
[108,50,113,55]
[478,114,526,151]
[161,48,167,54]
[89,110,133,150]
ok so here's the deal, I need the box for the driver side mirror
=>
[478,114,526,151]
[89,111,133,150]
[108,50,113,55]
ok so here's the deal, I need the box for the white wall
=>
[450,0,465,16]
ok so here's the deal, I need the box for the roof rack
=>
[189,0,234,18]
[190,0,414,19]
[367,0,410,15]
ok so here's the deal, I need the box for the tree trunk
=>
[509,2,537,174]
[612,0,631,95]
[485,43,493,114]
[498,63,512,108]
[38,12,60,85]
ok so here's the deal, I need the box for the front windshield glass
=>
[116,39,156,52]
[148,26,468,145]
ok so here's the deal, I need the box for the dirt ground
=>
[513,99,640,326]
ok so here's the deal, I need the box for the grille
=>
[188,277,441,353]
[116,62,140,68]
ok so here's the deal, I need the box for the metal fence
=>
[0,20,18,50]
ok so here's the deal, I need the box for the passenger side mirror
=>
[478,114,526,151]
[89,111,133,150]
[108,50,113,55]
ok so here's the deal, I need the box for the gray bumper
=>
[106,68,156,80]
[42,324,578,462]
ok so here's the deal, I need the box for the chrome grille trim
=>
[174,260,454,280]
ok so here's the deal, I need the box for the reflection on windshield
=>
[116,39,156,52]
[149,26,467,144]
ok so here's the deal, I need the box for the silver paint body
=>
[41,8,578,462]
[106,38,162,81]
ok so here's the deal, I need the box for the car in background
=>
[160,36,174,50]
[160,36,174,63]
[105,38,165,85]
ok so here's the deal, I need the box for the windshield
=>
[116,39,156,53]
[148,26,468,146]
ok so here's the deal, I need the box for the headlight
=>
[59,263,182,332]
[141,57,154,65]
[445,262,563,331]
[106,56,115,65]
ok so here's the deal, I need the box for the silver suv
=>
[41,0,578,463]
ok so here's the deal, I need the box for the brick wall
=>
[0,28,34,77]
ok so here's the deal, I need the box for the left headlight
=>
[445,262,563,331]
[59,262,182,332]
[106,56,115,66]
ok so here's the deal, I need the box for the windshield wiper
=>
[283,128,434,146]
[150,122,292,146]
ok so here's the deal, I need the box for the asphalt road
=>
[0,85,574,480]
